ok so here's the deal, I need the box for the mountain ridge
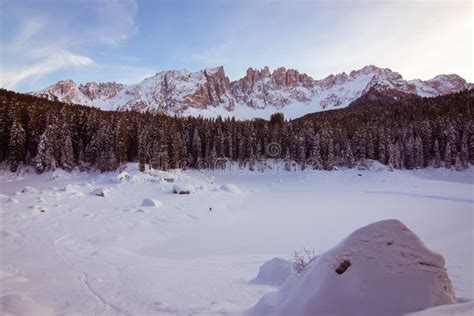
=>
[31,65,472,119]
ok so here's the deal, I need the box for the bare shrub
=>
[292,248,317,274]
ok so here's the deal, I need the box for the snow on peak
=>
[30,65,471,119]
[249,219,456,316]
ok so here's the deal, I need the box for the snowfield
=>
[0,164,473,315]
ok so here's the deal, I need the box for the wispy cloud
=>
[0,0,138,90]
[1,51,94,89]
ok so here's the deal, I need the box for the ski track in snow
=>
[0,163,473,315]
[51,233,128,315]
[364,190,474,203]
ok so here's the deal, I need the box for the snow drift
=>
[249,219,456,316]
[250,257,293,286]
[220,183,241,194]
[141,198,163,208]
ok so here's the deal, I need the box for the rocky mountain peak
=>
[31,65,472,119]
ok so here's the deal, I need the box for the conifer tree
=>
[444,142,452,169]
[60,130,75,171]
[35,127,56,173]
[433,139,441,168]
[454,152,464,171]
[115,119,128,166]
[192,127,202,165]
[309,133,323,170]
[345,143,355,169]
[138,130,147,172]
[325,137,334,170]
[8,116,26,172]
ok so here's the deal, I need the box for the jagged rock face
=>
[411,74,472,97]
[196,66,234,110]
[120,67,234,113]
[34,67,234,114]
[34,79,81,104]
[78,82,125,100]
[34,80,126,109]
[31,65,472,118]
[230,67,315,109]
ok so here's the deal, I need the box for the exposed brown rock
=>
[31,65,472,116]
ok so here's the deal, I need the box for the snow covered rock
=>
[161,172,177,183]
[21,186,37,193]
[117,171,130,181]
[91,188,110,197]
[173,183,194,194]
[219,183,241,193]
[250,257,293,286]
[28,205,47,213]
[141,198,163,207]
[249,219,456,316]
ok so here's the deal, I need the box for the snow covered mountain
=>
[32,65,472,119]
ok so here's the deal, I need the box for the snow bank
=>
[90,188,110,197]
[141,198,163,207]
[219,183,241,194]
[249,219,456,316]
[409,300,474,316]
[173,183,194,194]
[250,257,293,286]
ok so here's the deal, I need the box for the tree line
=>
[0,88,473,173]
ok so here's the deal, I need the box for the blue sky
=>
[0,0,472,92]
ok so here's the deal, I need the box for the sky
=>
[0,0,472,92]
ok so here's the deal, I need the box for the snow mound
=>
[219,184,241,193]
[91,188,110,197]
[249,219,456,316]
[173,183,194,194]
[21,186,37,193]
[5,197,19,204]
[28,205,48,213]
[141,198,163,207]
[117,171,130,181]
[250,257,293,286]
[60,184,80,192]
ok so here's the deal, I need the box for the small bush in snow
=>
[292,248,317,274]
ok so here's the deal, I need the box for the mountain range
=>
[32,65,472,119]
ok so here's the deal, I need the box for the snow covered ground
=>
[0,164,472,315]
